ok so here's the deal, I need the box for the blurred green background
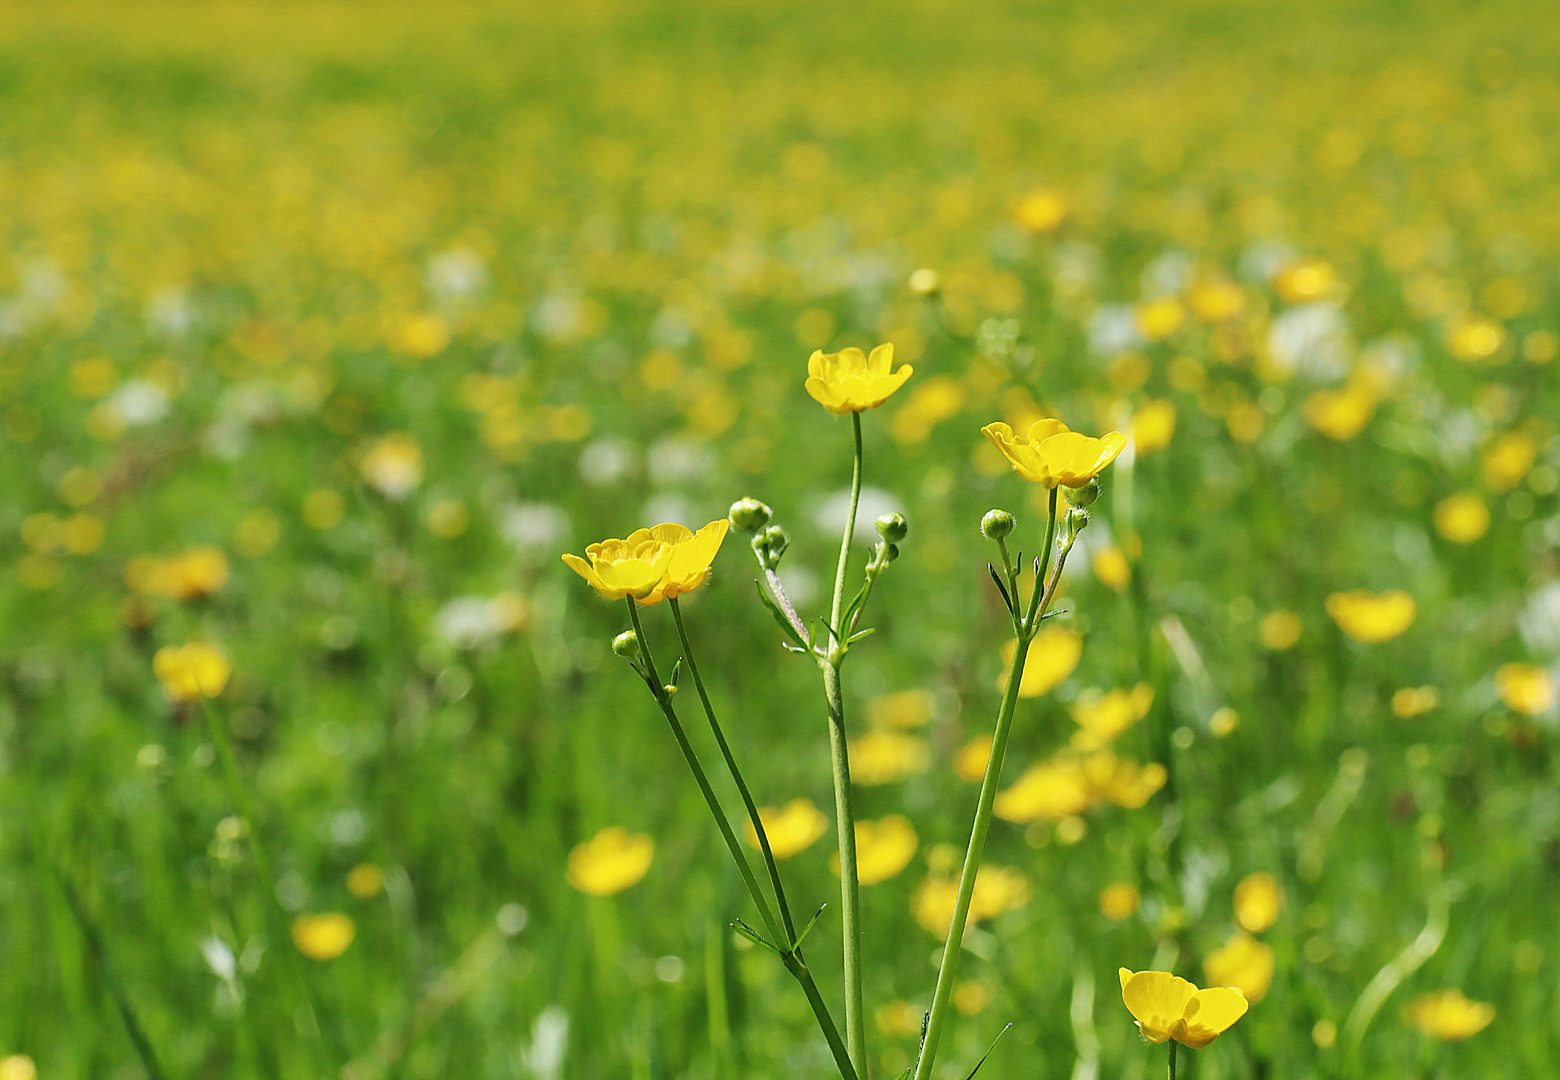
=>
[2,0,1558,1076]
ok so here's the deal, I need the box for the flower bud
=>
[662,684,679,699]
[882,542,900,563]
[612,631,641,659]
[1067,507,1091,533]
[728,497,772,533]
[760,524,790,556]
[875,512,908,544]
[1065,479,1100,508]
[981,509,1016,540]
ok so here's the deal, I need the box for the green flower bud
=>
[612,631,641,659]
[882,542,900,563]
[1067,507,1091,534]
[1065,479,1101,508]
[981,509,1016,540]
[662,684,679,699]
[760,524,790,556]
[875,512,909,544]
[728,497,772,533]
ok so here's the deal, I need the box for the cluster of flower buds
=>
[871,512,907,570]
[729,497,792,570]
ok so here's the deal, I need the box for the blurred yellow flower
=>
[1447,317,1504,362]
[1099,882,1141,920]
[1259,609,1303,650]
[1209,707,1239,737]
[1131,400,1177,454]
[849,730,929,784]
[1405,989,1494,1040]
[1187,280,1245,322]
[292,913,356,960]
[561,535,674,601]
[303,489,345,529]
[1203,933,1275,1003]
[876,1000,923,1038]
[1495,663,1554,715]
[0,1055,35,1080]
[1071,684,1153,750]
[153,643,231,702]
[1134,298,1185,342]
[58,465,102,506]
[1091,545,1131,592]
[1274,259,1335,302]
[1119,969,1248,1047]
[954,980,992,1015]
[891,376,964,444]
[1303,381,1377,441]
[360,433,425,499]
[61,513,105,555]
[392,313,450,359]
[804,343,913,415]
[868,689,933,729]
[1392,686,1439,718]
[347,863,384,898]
[914,866,1029,938]
[954,734,992,782]
[744,798,829,859]
[1233,872,1283,933]
[567,827,653,896]
[982,419,1127,489]
[1433,491,1489,543]
[995,757,1091,822]
[427,499,470,538]
[1325,589,1415,643]
[1085,752,1167,809]
[127,547,230,600]
[1014,188,1067,232]
[847,815,918,884]
[1482,431,1537,491]
[631,520,730,604]
[1002,626,1084,698]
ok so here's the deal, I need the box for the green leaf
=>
[846,627,877,645]
[753,580,805,646]
[792,902,828,950]
[667,657,682,687]
[730,919,782,957]
[961,1023,1014,1080]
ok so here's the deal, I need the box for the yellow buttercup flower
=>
[744,798,829,859]
[1203,933,1275,1003]
[567,827,654,896]
[1405,989,1494,1040]
[914,866,1029,938]
[562,535,675,601]
[1099,882,1141,920]
[153,643,231,702]
[1495,663,1554,715]
[843,815,918,884]
[1071,684,1154,750]
[981,419,1127,489]
[1131,400,1177,454]
[292,913,356,961]
[1233,872,1283,933]
[1433,491,1489,544]
[849,730,929,784]
[629,519,730,604]
[1119,969,1248,1048]
[1001,626,1084,698]
[1085,752,1168,809]
[1325,589,1416,643]
[995,757,1092,822]
[1259,609,1303,650]
[804,343,913,415]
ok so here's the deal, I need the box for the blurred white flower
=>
[1267,303,1349,381]
[1087,304,1142,357]
[108,379,171,427]
[200,936,236,981]
[1520,582,1560,657]
[503,503,569,557]
[426,247,487,304]
[814,486,903,546]
[648,436,714,487]
[524,1007,569,1080]
[579,438,634,486]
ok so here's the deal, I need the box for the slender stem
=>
[671,597,798,942]
[628,600,858,1080]
[1169,1039,1178,1080]
[823,410,868,1076]
[914,494,1064,1080]
[201,700,339,1071]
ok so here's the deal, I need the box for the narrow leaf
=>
[792,902,829,950]
[987,563,1015,616]
[753,580,806,646]
[668,657,683,687]
[961,1023,1014,1080]
[846,627,877,645]
[730,919,783,957]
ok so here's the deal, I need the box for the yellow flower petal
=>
[1180,987,1249,1047]
[1120,970,1196,1043]
[805,343,913,414]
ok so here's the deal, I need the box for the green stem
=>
[824,410,867,1077]
[627,599,858,1080]
[913,492,1062,1080]
[201,699,339,1071]
[671,597,798,943]
[1169,1039,1178,1080]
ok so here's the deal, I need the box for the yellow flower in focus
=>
[1274,259,1336,302]
[347,863,384,898]
[1134,298,1185,342]
[1233,872,1283,933]
[1405,989,1494,1040]
[1100,882,1141,920]
[1446,318,1505,362]
[567,827,653,896]
[561,535,675,601]
[849,730,929,785]
[744,798,829,859]
[1303,381,1377,441]
[1187,280,1245,323]
[1001,626,1084,698]
[1071,684,1153,750]
[1433,491,1489,543]
[1014,188,1067,232]
[628,519,730,604]
[1131,400,1176,454]
[1259,610,1302,650]
[1392,686,1439,718]
[153,643,231,702]
[1119,969,1248,1047]
[1325,589,1415,643]
[1203,933,1275,1003]
[868,689,933,729]
[804,343,913,415]
[293,913,355,960]
[954,734,992,782]
[1495,663,1554,715]
[849,815,918,884]
[1482,431,1537,491]
[914,866,1029,938]
[360,433,425,499]
[1091,545,1131,592]
[995,757,1091,822]
[982,419,1127,489]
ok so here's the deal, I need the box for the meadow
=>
[1,0,1558,1077]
